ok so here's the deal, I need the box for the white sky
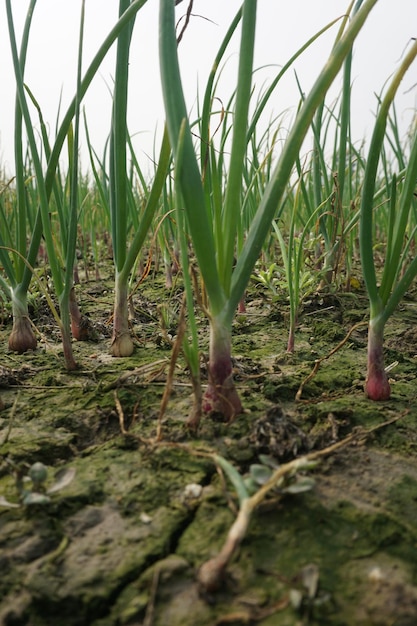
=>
[0,0,416,178]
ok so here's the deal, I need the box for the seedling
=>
[0,461,75,508]
[197,453,317,593]
[243,454,316,496]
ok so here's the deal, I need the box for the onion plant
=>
[272,190,331,353]
[159,0,379,419]
[97,0,172,358]
[172,121,203,429]
[271,105,364,355]
[294,0,365,292]
[108,0,137,357]
[5,0,87,369]
[88,104,171,357]
[86,121,172,357]
[1,0,40,353]
[359,37,417,400]
[4,0,156,364]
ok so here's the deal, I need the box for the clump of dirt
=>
[249,404,311,461]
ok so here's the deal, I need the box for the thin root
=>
[296,320,367,401]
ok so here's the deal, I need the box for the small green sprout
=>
[242,454,316,498]
[0,461,75,508]
[251,262,281,295]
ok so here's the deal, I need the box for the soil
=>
[1,264,417,626]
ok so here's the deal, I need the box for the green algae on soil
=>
[1,272,417,625]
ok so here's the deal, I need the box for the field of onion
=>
[1,1,417,624]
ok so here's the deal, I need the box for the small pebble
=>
[368,566,384,582]
[183,483,203,499]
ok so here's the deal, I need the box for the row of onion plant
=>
[5,0,86,369]
[269,1,367,354]
[159,0,380,419]
[3,0,163,369]
[3,0,416,416]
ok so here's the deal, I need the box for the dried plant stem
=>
[156,298,187,441]
[113,390,128,435]
[198,414,404,593]
[104,359,169,391]
[2,393,19,445]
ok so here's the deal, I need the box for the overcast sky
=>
[0,0,416,177]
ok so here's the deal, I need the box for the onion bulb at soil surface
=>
[110,332,134,357]
[364,322,391,401]
[8,316,37,353]
[202,318,242,421]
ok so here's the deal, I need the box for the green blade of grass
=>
[63,0,85,302]
[110,0,135,272]
[219,0,257,292]
[360,36,417,316]
[44,0,148,203]
[121,125,172,282]
[6,0,63,295]
[159,0,225,315]
[229,0,380,322]
[380,128,417,321]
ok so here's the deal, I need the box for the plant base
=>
[8,316,37,353]
[365,323,391,400]
[203,356,242,421]
[110,276,134,357]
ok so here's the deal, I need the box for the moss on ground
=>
[1,272,417,625]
